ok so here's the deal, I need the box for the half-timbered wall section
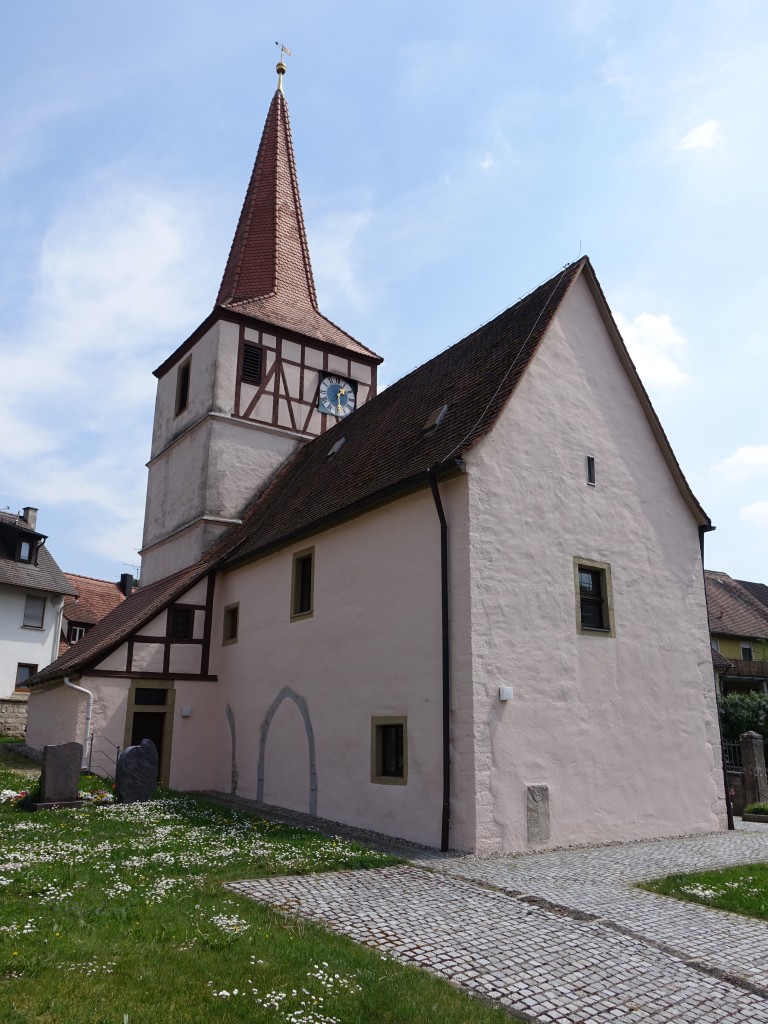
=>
[88,576,217,681]
[235,324,376,436]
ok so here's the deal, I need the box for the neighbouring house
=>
[0,507,77,737]
[705,570,768,695]
[24,65,727,854]
[60,573,134,655]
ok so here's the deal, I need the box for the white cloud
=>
[711,445,768,483]
[614,311,691,390]
[677,119,722,151]
[0,172,212,567]
[312,210,372,311]
[739,501,768,528]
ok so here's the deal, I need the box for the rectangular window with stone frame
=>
[371,716,407,785]
[574,558,615,637]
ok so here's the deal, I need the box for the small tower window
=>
[291,548,314,619]
[586,455,596,486]
[175,359,191,416]
[241,343,263,385]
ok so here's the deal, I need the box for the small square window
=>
[170,605,194,641]
[223,603,239,645]
[15,663,37,689]
[241,343,263,385]
[291,549,314,620]
[741,643,753,662]
[371,717,407,785]
[23,595,45,629]
[711,638,720,653]
[574,559,614,637]
[175,359,191,416]
[69,625,86,644]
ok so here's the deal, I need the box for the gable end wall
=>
[465,272,725,853]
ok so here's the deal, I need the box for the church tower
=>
[140,63,381,585]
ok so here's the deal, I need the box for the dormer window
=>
[421,404,449,436]
[18,540,32,563]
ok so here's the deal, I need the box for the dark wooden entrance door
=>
[130,711,164,781]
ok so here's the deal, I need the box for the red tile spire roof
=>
[215,78,378,361]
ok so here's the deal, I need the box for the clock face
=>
[318,375,357,417]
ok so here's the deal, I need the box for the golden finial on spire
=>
[275,42,291,91]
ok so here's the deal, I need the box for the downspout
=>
[429,471,451,852]
[64,676,93,770]
[699,525,734,831]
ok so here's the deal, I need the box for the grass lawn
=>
[0,745,517,1024]
[640,862,768,920]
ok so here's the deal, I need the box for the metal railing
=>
[723,739,743,772]
[86,733,120,780]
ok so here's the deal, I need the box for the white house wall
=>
[26,678,128,777]
[465,272,725,853]
[0,584,62,697]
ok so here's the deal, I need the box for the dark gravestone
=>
[115,739,159,803]
[40,742,82,803]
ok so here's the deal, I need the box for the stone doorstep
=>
[28,800,85,811]
[742,814,768,823]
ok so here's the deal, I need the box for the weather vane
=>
[275,41,291,91]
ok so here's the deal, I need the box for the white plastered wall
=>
[465,273,725,853]
[141,319,301,585]
[0,584,63,697]
[198,483,470,848]
[26,677,129,777]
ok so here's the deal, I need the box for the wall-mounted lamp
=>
[499,686,513,702]
[181,707,192,718]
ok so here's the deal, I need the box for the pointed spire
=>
[216,73,379,360]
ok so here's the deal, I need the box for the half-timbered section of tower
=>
[141,64,381,585]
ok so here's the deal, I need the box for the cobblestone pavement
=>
[230,824,768,1023]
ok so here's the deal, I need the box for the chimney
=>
[120,573,134,597]
[21,507,38,530]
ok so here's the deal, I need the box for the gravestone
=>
[39,742,82,804]
[115,738,159,803]
[741,731,768,807]
[527,784,550,843]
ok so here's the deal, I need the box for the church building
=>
[25,64,726,853]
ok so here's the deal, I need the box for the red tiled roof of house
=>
[705,570,768,639]
[62,574,127,626]
[215,88,378,361]
[736,578,768,613]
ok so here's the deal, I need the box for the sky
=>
[1,0,767,584]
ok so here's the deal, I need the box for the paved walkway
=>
[230,823,768,1023]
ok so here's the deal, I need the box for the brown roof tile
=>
[215,89,379,361]
[705,570,768,640]
[736,578,768,613]
[62,574,127,626]
[31,563,209,685]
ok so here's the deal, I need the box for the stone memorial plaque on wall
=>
[527,784,550,843]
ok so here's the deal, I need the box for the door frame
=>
[123,680,176,786]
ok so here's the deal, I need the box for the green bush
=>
[720,692,768,752]
[744,802,768,815]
